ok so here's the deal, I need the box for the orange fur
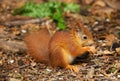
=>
[24,20,95,72]
[24,29,51,64]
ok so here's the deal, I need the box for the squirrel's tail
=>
[24,28,51,65]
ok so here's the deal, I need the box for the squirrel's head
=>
[71,20,94,46]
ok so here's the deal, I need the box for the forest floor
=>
[0,0,120,81]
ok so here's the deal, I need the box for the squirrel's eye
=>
[82,35,88,40]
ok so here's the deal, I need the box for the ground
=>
[0,0,120,81]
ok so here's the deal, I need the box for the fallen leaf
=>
[90,7,116,19]
[86,67,95,78]
[103,50,114,55]
[93,0,106,7]
[105,34,117,46]
[10,78,22,81]
[81,0,94,5]
[116,47,120,55]
[104,0,120,10]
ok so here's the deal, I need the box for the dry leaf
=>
[103,50,114,55]
[116,47,120,54]
[89,3,117,19]
[81,0,94,5]
[10,78,21,81]
[86,67,95,78]
[105,34,117,46]
[0,25,5,34]
[93,0,106,7]
[104,0,120,10]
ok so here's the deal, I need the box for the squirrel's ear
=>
[72,19,84,32]
[77,20,84,29]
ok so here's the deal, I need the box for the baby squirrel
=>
[24,20,95,72]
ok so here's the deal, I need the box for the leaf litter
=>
[0,0,120,81]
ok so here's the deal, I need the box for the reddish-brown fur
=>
[24,20,95,72]
[24,29,51,64]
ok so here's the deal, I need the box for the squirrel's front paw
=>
[85,46,96,54]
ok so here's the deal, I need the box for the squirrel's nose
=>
[88,40,94,45]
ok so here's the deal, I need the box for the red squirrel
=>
[24,20,95,72]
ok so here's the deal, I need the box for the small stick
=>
[100,68,119,77]
[0,39,27,52]
[2,18,48,26]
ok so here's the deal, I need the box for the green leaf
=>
[57,21,66,30]
[13,1,80,30]
[64,3,80,13]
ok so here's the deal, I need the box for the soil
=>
[0,0,120,81]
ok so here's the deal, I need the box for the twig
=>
[2,18,48,26]
[100,68,119,77]
[0,39,27,52]
[19,64,30,69]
